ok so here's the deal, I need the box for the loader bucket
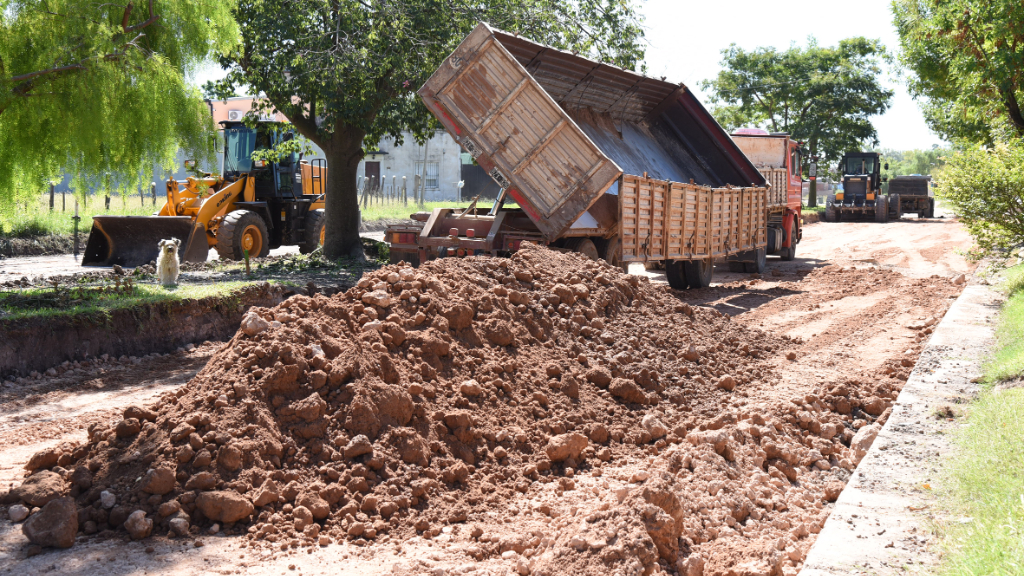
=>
[81,216,209,267]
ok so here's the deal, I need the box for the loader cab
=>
[838,152,882,207]
[220,121,300,197]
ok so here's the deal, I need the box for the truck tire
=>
[598,236,625,271]
[564,237,600,260]
[683,258,713,288]
[216,210,270,260]
[825,195,837,223]
[299,209,326,254]
[744,248,767,273]
[889,194,900,219]
[874,196,889,223]
[924,198,935,219]
[665,260,688,290]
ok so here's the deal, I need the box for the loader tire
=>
[875,196,889,223]
[217,210,270,261]
[300,209,326,254]
[683,258,713,289]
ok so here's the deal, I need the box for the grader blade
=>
[81,216,209,267]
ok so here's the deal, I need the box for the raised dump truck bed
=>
[390,22,769,289]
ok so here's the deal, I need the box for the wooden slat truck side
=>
[388,23,770,289]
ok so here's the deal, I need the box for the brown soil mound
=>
[6,245,901,575]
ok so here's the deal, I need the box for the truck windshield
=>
[845,157,874,175]
[224,128,256,173]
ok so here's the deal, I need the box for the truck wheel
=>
[565,237,600,260]
[744,248,767,273]
[683,258,713,288]
[825,195,837,222]
[665,260,688,290]
[889,194,900,219]
[875,196,889,223]
[216,210,270,260]
[598,236,624,271]
[299,209,326,254]
[924,198,935,219]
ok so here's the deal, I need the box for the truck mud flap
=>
[82,216,208,267]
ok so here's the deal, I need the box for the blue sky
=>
[192,0,943,152]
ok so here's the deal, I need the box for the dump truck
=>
[887,175,934,219]
[386,23,769,290]
[729,129,804,268]
[82,121,327,267]
[825,152,889,222]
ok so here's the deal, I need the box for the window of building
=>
[416,161,440,189]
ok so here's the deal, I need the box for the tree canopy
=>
[701,38,893,174]
[893,0,1024,145]
[205,0,646,259]
[0,0,238,203]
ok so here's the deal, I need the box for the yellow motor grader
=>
[82,121,327,267]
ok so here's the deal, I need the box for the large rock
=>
[641,415,668,439]
[343,435,373,459]
[609,378,647,404]
[124,510,153,540]
[140,467,176,495]
[13,470,66,507]
[22,497,77,548]
[195,491,254,523]
[545,433,588,462]
[851,424,881,463]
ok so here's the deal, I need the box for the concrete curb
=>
[800,280,1002,575]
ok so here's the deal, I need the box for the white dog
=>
[157,238,181,287]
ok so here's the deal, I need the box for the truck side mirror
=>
[884,163,889,170]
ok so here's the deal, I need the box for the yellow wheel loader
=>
[82,121,327,267]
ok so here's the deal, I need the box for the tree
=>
[701,38,893,205]
[205,0,645,260]
[893,0,1024,145]
[0,0,238,204]
[938,142,1024,253]
[877,147,950,180]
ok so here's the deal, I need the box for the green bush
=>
[937,143,1024,254]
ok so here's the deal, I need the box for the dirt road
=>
[0,215,976,575]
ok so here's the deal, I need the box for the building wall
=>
[357,131,463,202]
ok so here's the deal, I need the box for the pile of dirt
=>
[3,245,901,575]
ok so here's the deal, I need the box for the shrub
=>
[937,142,1024,254]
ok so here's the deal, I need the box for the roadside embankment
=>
[0,282,286,378]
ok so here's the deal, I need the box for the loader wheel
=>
[875,196,889,223]
[824,195,837,223]
[217,210,269,260]
[665,260,688,290]
[300,209,326,254]
[683,258,713,289]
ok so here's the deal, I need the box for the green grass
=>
[0,280,260,321]
[802,205,827,215]
[986,264,1024,383]
[0,193,156,238]
[934,264,1024,576]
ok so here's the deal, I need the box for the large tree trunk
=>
[323,127,366,260]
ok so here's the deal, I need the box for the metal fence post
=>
[49,184,55,211]
[151,182,157,206]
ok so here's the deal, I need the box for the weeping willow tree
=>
[0,0,239,207]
